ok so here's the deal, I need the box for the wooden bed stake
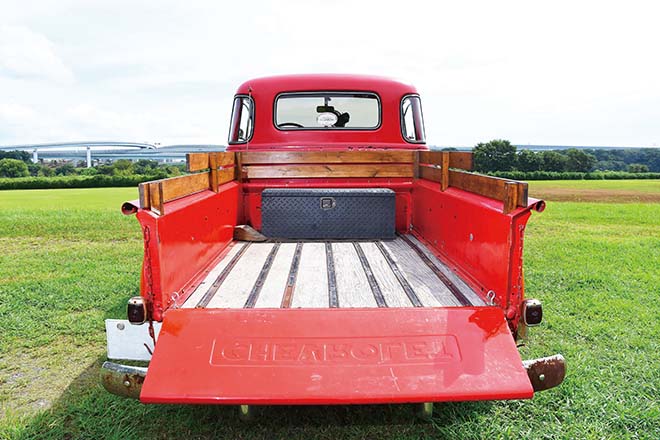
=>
[234,225,267,242]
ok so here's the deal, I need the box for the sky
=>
[1,0,659,148]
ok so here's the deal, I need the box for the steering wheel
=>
[278,122,304,128]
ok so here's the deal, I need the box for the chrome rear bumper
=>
[100,361,147,399]
[100,354,566,400]
[523,354,566,392]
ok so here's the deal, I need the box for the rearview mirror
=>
[316,105,335,113]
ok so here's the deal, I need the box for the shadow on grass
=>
[12,356,494,440]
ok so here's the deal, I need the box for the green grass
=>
[1,186,659,439]
[529,179,660,193]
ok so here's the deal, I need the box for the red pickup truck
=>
[102,74,565,419]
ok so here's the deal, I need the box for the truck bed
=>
[183,234,484,309]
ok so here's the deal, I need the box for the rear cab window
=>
[401,95,425,143]
[275,92,380,130]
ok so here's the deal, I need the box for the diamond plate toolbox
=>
[261,188,395,239]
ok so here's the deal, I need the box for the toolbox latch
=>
[320,197,336,210]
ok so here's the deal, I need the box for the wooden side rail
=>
[137,149,526,215]
[239,151,415,180]
[417,151,528,214]
[139,152,235,215]
[418,151,473,171]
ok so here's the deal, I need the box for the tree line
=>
[0,151,184,179]
[470,140,659,173]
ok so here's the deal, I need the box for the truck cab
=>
[103,74,564,418]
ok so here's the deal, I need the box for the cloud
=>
[0,0,658,147]
[0,25,74,83]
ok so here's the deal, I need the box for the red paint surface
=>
[410,180,537,330]
[140,307,533,404]
[227,74,425,150]
[135,182,239,320]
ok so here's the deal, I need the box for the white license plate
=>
[105,319,162,361]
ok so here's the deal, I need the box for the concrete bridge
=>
[0,142,226,166]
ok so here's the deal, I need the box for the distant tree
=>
[441,147,458,151]
[134,159,159,175]
[112,159,135,176]
[517,149,543,172]
[79,167,99,176]
[540,151,568,172]
[473,139,517,172]
[55,163,77,176]
[627,163,649,173]
[0,158,29,177]
[27,163,42,177]
[96,164,115,175]
[0,150,31,162]
[39,166,55,177]
[564,149,597,172]
[164,165,182,176]
[595,160,626,171]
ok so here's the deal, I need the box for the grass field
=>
[528,179,660,203]
[1,182,659,439]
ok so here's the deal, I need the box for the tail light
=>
[522,299,543,326]
[127,297,147,324]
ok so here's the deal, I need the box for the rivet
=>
[124,380,131,387]
[539,374,545,381]
[117,323,125,330]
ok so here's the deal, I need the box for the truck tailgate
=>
[140,307,533,404]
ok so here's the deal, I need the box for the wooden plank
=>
[503,182,518,214]
[138,183,150,210]
[517,181,529,207]
[374,242,423,307]
[216,152,235,167]
[240,151,414,165]
[291,243,329,308]
[209,153,219,193]
[399,234,471,305]
[418,151,441,165]
[186,153,210,172]
[419,151,473,171]
[382,239,458,307]
[440,152,449,191]
[418,152,448,189]
[182,243,245,308]
[406,235,485,306]
[235,150,244,182]
[413,151,420,179]
[160,172,210,203]
[419,165,443,183]
[187,152,234,172]
[217,167,235,186]
[448,170,508,201]
[254,243,297,308]
[149,182,163,214]
[246,164,413,179]
[353,243,387,307]
[206,243,274,308]
[196,243,252,308]
[449,152,473,170]
[332,242,377,308]
[360,242,414,307]
[244,243,281,307]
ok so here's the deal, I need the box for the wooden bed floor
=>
[183,235,484,309]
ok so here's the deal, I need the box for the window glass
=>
[275,93,380,129]
[228,96,254,143]
[401,95,426,143]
